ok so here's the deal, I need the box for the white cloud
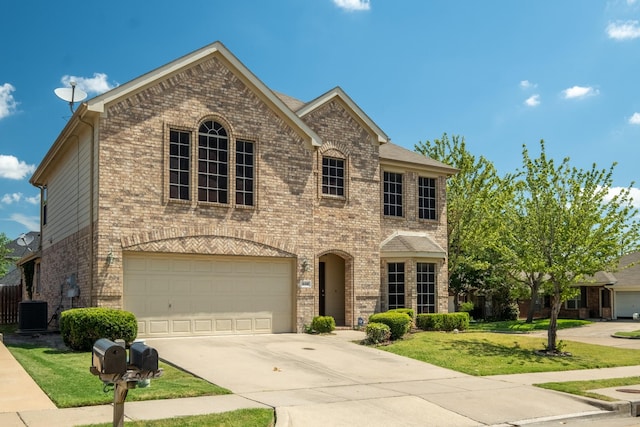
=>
[562,86,599,99]
[25,194,40,205]
[0,155,36,180]
[9,213,39,232]
[524,94,541,107]
[61,73,115,95]
[604,186,640,211]
[607,20,640,40]
[629,112,640,124]
[333,0,370,11]
[1,193,23,205]
[0,83,18,120]
[520,80,537,89]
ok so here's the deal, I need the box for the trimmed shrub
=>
[368,311,411,340]
[60,307,138,351]
[311,316,336,334]
[416,312,470,332]
[365,322,391,344]
[388,308,415,321]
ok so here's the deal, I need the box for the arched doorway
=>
[318,253,346,326]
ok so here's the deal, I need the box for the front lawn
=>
[613,330,640,338]
[80,408,275,427]
[468,318,591,333]
[537,377,640,402]
[8,344,230,408]
[379,331,640,376]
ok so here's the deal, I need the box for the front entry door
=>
[319,262,326,315]
[318,254,346,325]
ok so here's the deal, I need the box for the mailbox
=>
[92,338,127,375]
[129,342,159,371]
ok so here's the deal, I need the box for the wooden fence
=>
[0,284,22,324]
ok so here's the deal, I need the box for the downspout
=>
[78,110,95,306]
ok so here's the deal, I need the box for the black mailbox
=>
[129,342,158,371]
[92,338,127,375]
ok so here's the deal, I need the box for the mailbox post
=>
[90,338,163,427]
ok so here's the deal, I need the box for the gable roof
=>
[296,87,389,144]
[380,143,458,175]
[32,42,323,185]
[609,251,640,288]
[87,41,322,147]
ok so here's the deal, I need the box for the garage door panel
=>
[616,291,640,318]
[124,254,293,337]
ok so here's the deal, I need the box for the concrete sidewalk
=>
[3,327,640,426]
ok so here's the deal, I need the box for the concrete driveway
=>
[147,331,609,426]
[529,320,640,350]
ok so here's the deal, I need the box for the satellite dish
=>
[16,233,34,252]
[16,233,34,247]
[54,81,87,113]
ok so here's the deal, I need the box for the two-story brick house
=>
[27,42,456,337]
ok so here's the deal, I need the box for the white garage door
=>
[615,291,640,318]
[123,253,294,337]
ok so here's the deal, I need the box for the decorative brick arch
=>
[317,249,355,327]
[120,226,297,257]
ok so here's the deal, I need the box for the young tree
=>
[507,140,640,351]
[416,134,513,311]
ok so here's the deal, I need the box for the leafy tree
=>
[506,140,639,351]
[0,233,11,278]
[416,134,514,311]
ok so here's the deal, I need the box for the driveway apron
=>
[147,332,605,426]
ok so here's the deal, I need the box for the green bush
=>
[365,322,391,344]
[459,301,474,313]
[310,316,336,333]
[416,312,470,332]
[388,308,415,320]
[500,303,520,321]
[60,307,138,351]
[368,311,411,340]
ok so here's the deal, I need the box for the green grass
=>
[468,319,592,333]
[8,344,230,408]
[536,377,640,402]
[379,331,640,376]
[613,330,640,338]
[79,408,275,427]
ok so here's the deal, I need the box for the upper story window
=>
[383,171,403,217]
[169,130,191,201]
[198,121,228,204]
[236,140,254,206]
[322,156,345,197]
[418,177,437,220]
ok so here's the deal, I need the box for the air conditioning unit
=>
[18,300,48,333]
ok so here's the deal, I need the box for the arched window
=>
[198,121,228,203]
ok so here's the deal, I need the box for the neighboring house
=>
[518,252,640,320]
[1,232,40,287]
[609,251,640,318]
[25,41,456,338]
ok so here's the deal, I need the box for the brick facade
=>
[31,42,453,334]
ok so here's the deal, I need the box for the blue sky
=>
[1,0,639,239]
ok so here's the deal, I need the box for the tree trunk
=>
[547,297,562,352]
